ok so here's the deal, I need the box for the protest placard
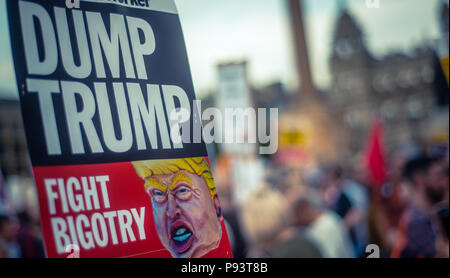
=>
[7,0,232,258]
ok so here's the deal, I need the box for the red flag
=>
[364,118,387,187]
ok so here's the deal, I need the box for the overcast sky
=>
[0,0,446,99]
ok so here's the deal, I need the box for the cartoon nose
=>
[166,194,180,219]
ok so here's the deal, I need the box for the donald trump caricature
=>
[133,157,222,258]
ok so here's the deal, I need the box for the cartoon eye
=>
[152,189,166,203]
[154,190,164,196]
[175,185,192,200]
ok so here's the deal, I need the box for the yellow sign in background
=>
[279,130,306,147]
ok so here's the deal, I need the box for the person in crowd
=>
[0,214,21,258]
[368,151,410,256]
[16,211,45,258]
[271,227,322,258]
[222,207,249,258]
[391,155,449,258]
[430,156,449,258]
[345,165,371,257]
[240,186,291,258]
[323,166,368,257]
[324,167,353,219]
[290,192,355,258]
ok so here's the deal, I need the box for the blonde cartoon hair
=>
[132,157,217,201]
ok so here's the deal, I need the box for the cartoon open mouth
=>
[169,221,194,254]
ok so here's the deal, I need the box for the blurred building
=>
[202,78,292,112]
[328,4,449,156]
[0,97,30,178]
[440,0,449,35]
[252,82,292,111]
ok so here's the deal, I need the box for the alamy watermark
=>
[366,0,381,9]
[169,100,279,155]
[365,244,380,258]
[66,0,80,9]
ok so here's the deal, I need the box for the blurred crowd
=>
[0,147,449,259]
[1,145,448,258]
[0,176,45,258]
[216,147,449,258]
[0,212,45,258]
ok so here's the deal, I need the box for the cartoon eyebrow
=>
[169,172,193,191]
[145,177,167,192]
